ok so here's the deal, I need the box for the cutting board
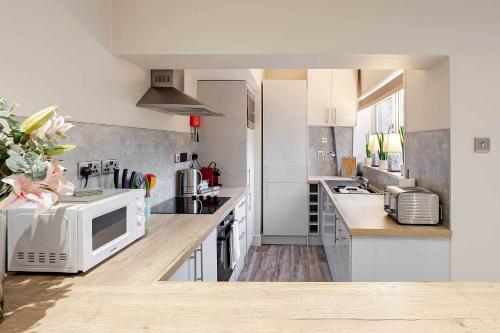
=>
[341,157,357,177]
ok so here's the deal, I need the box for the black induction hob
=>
[151,196,231,214]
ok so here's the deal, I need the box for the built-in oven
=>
[216,213,235,281]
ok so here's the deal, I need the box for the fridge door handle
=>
[264,166,268,182]
[264,184,268,201]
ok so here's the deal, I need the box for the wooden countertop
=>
[308,175,352,184]
[320,179,452,238]
[4,281,500,332]
[5,187,248,287]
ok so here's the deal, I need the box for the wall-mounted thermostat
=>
[474,137,490,153]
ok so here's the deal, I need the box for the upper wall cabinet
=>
[307,69,357,127]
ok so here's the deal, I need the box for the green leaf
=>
[0,117,11,134]
[30,159,48,180]
[5,150,29,173]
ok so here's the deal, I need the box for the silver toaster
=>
[384,186,441,225]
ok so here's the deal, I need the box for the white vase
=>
[379,160,389,170]
[365,157,371,165]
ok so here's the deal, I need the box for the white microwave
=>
[6,189,145,273]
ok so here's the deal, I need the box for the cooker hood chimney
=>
[136,70,224,117]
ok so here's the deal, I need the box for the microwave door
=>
[78,193,137,272]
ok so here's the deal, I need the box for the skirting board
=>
[262,235,322,246]
[251,234,262,247]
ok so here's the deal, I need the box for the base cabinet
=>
[320,184,450,282]
[169,228,217,281]
[230,197,248,281]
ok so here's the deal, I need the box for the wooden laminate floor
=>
[238,245,332,282]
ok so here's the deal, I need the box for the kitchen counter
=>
[308,175,352,184]
[0,185,485,332]
[5,187,248,288]
[314,177,451,238]
[3,281,500,332]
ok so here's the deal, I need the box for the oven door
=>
[78,192,138,272]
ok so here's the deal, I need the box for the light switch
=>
[321,137,328,144]
[474,137,490,153]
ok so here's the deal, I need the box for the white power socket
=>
[77,160,101,179]
[102,159,119,175]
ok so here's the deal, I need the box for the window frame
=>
[372,89,404,133]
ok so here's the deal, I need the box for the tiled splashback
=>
[308,126,353,176]
[62,122,197,206]
[359,129,450,228]
[405,129,450,228]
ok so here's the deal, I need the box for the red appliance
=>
[190,116,200,142]
[201,162,221,187]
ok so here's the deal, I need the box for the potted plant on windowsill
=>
[0,97,76,322]
[364,133,372,165]
[368,134,380,167]
[399,126,406,176]
[377,132,389,170]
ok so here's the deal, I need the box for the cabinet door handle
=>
[188,253,196,282]
[238,200,246,209]
[195,245,203,281]
[239,231,246,241]
[333,108,337,125]
[325,106,331,124]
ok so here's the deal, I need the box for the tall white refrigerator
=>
[262,80,308,237]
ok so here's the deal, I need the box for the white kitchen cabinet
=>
[263,80,308,239]
[263,182,308,236]
[230,197,248,281]
[307,69,332,126]
[169,228,217,281]
[320,185,335,274]
[332,213,351,282]
[307,69,357,127]
[169,251,195,281]
[201,228,218,281]
[320,183,450,282]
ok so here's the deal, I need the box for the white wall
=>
[405,59,451,132]
[111,0,500,281]
[353,108,373,162]
[0,0,189,132]
[360,70,397,96]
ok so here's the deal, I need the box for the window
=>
[373,89,404,133]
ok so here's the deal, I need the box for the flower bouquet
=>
[0,98,76,216]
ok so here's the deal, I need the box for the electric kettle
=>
[177,168,202,197]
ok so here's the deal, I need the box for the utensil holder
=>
[144,197,151,219]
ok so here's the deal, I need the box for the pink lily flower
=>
[42,161,75,196]
[31,115,74,139]
[0,173,58,216]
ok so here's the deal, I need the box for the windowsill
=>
[361,164,403,180]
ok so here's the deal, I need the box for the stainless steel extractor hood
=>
[136,70,224,117]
